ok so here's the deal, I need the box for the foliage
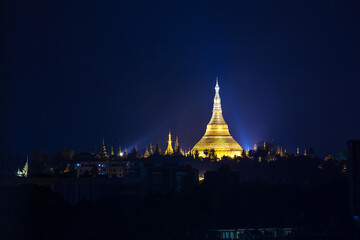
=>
[203,149,209,157]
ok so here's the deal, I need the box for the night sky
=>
[1,0,360,157]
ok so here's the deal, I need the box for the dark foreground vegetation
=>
[1,175,353,240]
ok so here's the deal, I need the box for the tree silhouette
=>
[241,150,247,158]
[129,147,138,159]
[31,149,49,174]
[203,149,209,157]
[194,150,199,159]
[209,149,216,159]
[52,147,75,173]
[174,143,181,156]
[91,145,97,153]
[155,142,162,155]
[309,147,315,156]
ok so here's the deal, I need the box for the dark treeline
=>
[2,174,352,239]
[0,145,354,239]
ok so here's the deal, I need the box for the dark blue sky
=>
[1,0,360,157]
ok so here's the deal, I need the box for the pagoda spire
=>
[155,141,161,155]
[208,77,227,125]
[117,145,122,156]
[149,144,154,155]
[100,138,108,157]
[16,156,28,177]
[174,136,179,153]
[165,130,174,155]
[144,147,150,158]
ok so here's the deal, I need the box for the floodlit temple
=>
[191,79,243,158]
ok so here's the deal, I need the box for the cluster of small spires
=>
[98,138,310,159]
[253,142,308,156]
[98,138,127,158]
[97,130,187,159]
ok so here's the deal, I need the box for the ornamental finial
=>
[215,77,219,92]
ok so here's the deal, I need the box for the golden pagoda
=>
[191,78,243,158]
[149,144,154,155]
[144,147,150,158]
[117,145,122,156]
[100,138,109,158]
[165,130,174,155]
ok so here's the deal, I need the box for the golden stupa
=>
[191,78,243,158]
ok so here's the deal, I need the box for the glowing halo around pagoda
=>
[191,78,243,158]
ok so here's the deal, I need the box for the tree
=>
[174,142,181,156]
[91,145,97,153]
[209,149,216,159]
[194,150,199,159]
[309,147,315,156]
[248,150,254,157]
[203,149,209,157]
[31,149,49,174]
[129,147,138,159]
[155,142,162,156]
[52,147,75,173]
[260,141,274,151]
[241,150,247,158]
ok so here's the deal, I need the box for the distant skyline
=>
[1,0,360,157]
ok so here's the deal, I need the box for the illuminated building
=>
[16,156,29,177]
[75,160,128,178]
[192,78,243,158]
[165,130,174,155]
[74,148,129,177]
